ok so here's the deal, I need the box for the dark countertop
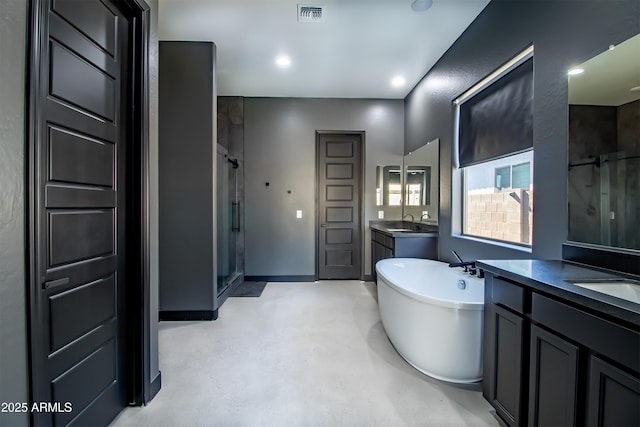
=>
[369,220,438,237]
[477,259,640,327]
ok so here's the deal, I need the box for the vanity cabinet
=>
[370,228,437,281]
[484,277,527,425]
[490,304,526,425]
[587,356,640,426]
[528,324,579,426]
[371,229,394,268]
[483,272,640,427]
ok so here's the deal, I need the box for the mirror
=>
[567,33,640,250]
[376,165,402,206]
[403,138,439,223]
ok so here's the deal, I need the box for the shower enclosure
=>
[568,151,639,250]
[217,145,242,299]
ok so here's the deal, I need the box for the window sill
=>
[452,233,532,253]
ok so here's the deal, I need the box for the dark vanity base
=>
[563,243,640,276]
[159,310,218,321]
[479,259,639,427]
[370,221,438,281]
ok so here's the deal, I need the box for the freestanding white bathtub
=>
[376,258,484,383]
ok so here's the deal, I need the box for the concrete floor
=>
[112,281,500,426]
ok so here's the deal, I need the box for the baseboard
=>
[147,371,162,403]
[159,310,217,321]
[363,274,374,282]
[244,275,316,282]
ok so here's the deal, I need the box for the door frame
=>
[26,0,153,415]
[315,131,366,281]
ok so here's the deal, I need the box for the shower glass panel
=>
[568,151,639,250]
[217,146,239,296]
[598,152,638,249]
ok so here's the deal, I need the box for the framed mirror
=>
[567,33,640,251]
[403,138,439,223]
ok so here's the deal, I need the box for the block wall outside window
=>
[465,188,533,244]
[463,151,533,246]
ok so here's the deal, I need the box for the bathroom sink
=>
[567,279,640,304]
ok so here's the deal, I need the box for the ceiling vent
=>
[298,5,325,23]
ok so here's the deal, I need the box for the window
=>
[495,166,511,190]
[455,46,534,247]
[511,162,531,189]
[463,152,533,245]
[388,183,402,206]
[495,162,531,191]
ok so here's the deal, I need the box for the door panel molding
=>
[316,131,365,280]
[27,1,153,425]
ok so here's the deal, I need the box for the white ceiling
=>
[158,0,491,99]
[568,33,640,106]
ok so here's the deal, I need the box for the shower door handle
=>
[232,201,240,232]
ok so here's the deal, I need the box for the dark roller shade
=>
[459,57,533,167]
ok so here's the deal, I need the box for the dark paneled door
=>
[30,0,132,425]
[317,133,363,279]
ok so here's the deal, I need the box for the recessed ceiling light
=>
[275,55,291,68]
[568,67,584,76]
[391,75,406,87]
[411,0,433,12]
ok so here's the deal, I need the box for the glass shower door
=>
[599,152,639,250]
[216,146,239,296]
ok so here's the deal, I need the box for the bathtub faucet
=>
[448,261,475,272]
[449,251,484,278]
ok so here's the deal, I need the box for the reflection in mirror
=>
[567,33,640,250]
[376,165,402,206]
[405,166,431,206]
[404,138,439,223]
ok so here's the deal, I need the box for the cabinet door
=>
[587,356,640,427]
[371,240,381,280]
[371,239,390,281]
[528,325,579,426]
[492,305,526,426]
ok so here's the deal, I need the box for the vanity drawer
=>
[372,230,394,249]
[493,277,526,314]
[532,293,640,373]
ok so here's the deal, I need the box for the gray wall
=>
[0,1,28,425]
[147,0,161,393]
[159,41,217,312]
[244,98,404,277]
[405,0,640,263]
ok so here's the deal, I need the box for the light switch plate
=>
[378,210,384,219]
[296,210,303,219]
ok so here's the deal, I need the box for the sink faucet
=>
[402,213,414,222]
[420,212,430,222]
